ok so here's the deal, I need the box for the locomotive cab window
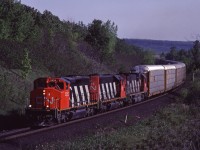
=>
[57,82,64,90]
[47,81,64,90]
[48,82,55,87]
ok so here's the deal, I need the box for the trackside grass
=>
[34,102,200,150]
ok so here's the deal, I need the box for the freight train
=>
[26,61,186,125]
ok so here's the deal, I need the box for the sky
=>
[20,0,200,41]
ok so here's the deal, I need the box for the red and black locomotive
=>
[26,62,186,126]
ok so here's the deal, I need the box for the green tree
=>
[177,49,191,69]
[85,19,117,63]
[21,48,31,79]
[160,52,165,59]
[190,40,200,71]
[0,0,12,39]
[0,73,13,113]
[0,0,35,42]
[165,47,178,60]
[142,50,155,64]
[41,10,61,37]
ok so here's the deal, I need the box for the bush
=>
[183,80,200,106]
[178,88,188,102]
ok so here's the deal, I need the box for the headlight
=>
[43,90,46,95]
[46,105,49,108]
[29,104,32,108]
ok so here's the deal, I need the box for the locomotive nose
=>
[30,89,46,109]
[35,96,45,108]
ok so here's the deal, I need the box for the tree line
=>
[0,0,152,78]
[162,40,200,72]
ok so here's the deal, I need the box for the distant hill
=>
[124,39,193,53]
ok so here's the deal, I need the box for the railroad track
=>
[0,127,31,142]
[0,90,175,143]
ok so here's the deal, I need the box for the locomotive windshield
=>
[48,82,55,87]
[34,79,64,90]
[48,81,64,90]
[57,82,64,89]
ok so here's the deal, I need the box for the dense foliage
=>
[85,19,117,63]
[0,0,149,75]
